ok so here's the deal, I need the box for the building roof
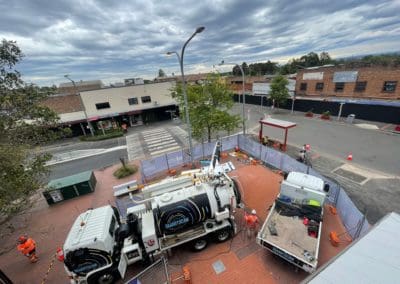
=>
[305,212,400,284]
[41,94,83,114]
[59,80,103,88]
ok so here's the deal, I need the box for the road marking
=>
[150,145,181,156]
[381,124,392,130]
[147,140,177,148]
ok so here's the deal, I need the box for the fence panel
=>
[336,189,364,239]
[281,154,308,173]
[166,150,184,169]
[238,135,261,159]
[221,135,238,151]
[192,144,205,160]
[262,146,284,169]
[359,218,371,238]
[125,257,169,284]
[141,155,169,180]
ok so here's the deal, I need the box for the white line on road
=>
[150,145,181,156]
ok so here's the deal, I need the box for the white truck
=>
[256,172,330,273]
[62,142,241,284]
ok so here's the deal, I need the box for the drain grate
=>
[212,260,226,274]
[333,168,367,183]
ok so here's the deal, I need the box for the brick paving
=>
[0,157,349,284]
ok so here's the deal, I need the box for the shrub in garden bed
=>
[320,111,331,120]
[80,129,124,141]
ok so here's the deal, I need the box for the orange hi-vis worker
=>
[17,235,38,263]
[244,209,259,237]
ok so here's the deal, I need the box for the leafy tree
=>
[269,75,289,108]
[171,74,240,142]
[158,69,166,77]
[0,39,61,215]
[232,65,241,76]
[319,52,333,65]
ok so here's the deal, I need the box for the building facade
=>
[80,81,177,130]
[296,66,400,100]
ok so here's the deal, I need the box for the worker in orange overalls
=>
[17,235,38,263]
[244,209,259,238]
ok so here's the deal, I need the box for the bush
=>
[80,130,123,141]
[113,165,138,179]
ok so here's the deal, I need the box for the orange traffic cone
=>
[347,153,353,161]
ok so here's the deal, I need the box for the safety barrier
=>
[139,134,370,239]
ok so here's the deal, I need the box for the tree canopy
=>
[158,69,166,77]
[269,75,289,108]
[171,74,240,142]
[0,39,62,215]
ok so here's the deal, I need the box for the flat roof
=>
[305,212,400,284]
[260,117,297,129]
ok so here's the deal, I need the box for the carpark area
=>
[0,156,349,284]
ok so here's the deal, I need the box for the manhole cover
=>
[212,260,226,274]
[333,168,367,183]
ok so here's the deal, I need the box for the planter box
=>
[320,115,331,120]
[305,113,314,117]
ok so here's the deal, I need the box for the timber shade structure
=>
[259,118,297,151]
[43,171,96,205]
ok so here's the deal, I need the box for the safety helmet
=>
[251,209,257,215]
[18,235,27,244]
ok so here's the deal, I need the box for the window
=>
[128,97,138,105]
[383,81,397,92]
[354,81,367,92]
[300,83,307,91]
[335,82,345,92]
[95,102,110,109]
[315,82,324,91]
[141,96,151,103]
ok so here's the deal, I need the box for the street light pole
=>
[64,75,94,136]
[167,26,205,165]
[218,61,246,134]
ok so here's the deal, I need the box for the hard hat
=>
[18,235,27,244]
[251,209,256,215]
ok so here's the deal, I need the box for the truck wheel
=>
[88,269,119,284]
[192,239,208,251]
[215,228,231,242]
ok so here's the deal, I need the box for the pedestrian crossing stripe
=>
[146,138,176,147]
[150,145,181,156]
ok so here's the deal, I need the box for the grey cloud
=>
[0,0,398,86]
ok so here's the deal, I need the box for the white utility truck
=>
[256,172,329,273]
[62,142,241,284]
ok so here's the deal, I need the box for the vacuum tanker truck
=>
[62,142,241,284]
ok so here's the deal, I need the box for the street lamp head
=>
[195,26,205,34]
[218,60,225,66]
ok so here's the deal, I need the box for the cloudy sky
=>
[1,0,399,86]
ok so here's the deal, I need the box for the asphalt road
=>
[241,104,400,176]
[48,149,128,180]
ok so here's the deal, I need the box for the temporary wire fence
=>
[139,134,369,239]
[125,257,169,284]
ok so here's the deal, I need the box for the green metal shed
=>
[43,171,97,205]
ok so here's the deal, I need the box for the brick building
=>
[296,65,400,100]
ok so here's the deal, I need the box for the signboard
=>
[252,82,270,95]
[333,71,358,82]
[50,190,63,203]
[303,72,324,80]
